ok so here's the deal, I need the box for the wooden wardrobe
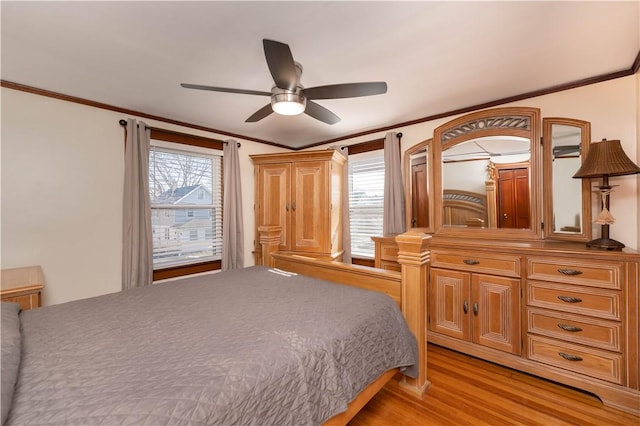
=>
[251,150,345,264]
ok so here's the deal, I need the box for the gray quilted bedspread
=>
[6,266,417,426]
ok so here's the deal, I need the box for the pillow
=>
[1,303,22,425]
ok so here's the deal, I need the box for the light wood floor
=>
[349,344,639,425]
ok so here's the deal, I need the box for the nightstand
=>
[1,265,44,310]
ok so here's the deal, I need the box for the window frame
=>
[347,139,385,261]
[148,128,224,281]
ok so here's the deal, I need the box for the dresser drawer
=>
[527,281,620,320]
[379,259,401,272]
[527,308,621,352]
[1,292,41,311]
[527,335,623,384]
[379,243,399,261]
[431,250,520,278]
[527,257,621,289]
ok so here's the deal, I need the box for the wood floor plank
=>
[426,352,600,425]
[349,344,639,426]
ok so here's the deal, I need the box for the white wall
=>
[1,88,286,305]
[2,75,638,306]
[2,91,124,305]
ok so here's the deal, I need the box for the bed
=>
[1,264,418,426]
[442,189,488,226]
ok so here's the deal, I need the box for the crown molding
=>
[3,50,639,151]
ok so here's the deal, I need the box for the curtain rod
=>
[119,119,149,130]
[119,119,240,147]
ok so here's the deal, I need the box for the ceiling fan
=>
[181,39,387,125]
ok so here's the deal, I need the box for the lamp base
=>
[586,237,625,251]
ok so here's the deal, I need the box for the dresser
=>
[1,265,44,310]
[375,236,640,414]
[372,235,401,272]
[427,237,639,414]
[251,150,345,264]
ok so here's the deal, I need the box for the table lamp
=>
[573,138,640,250]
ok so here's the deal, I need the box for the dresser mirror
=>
[432,107,542,239]
[542,117,592,242]
[404,139,433,233]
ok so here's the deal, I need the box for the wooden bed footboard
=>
[261,226,431,401]
[271,252,402,306]
[271,251,429,425]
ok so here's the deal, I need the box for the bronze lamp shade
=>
[573,139,640,250]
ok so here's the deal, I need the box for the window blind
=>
[348,150,385,258]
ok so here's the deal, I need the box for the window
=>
[348,149,385,258]
[149,140,223,269]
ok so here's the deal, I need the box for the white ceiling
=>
[2,1,638,149]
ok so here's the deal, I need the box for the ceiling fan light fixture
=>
[181,39,387,124]
[271,89,306,115]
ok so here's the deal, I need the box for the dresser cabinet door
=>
[429,269,471,341]
[472,274,521,355]
[430,268,521,355]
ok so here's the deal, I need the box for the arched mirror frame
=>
[542,117,592,242]
[432,106,542,240]
[404,138,434,233]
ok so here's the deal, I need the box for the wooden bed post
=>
[395,231,431,395]
[258,225,282,267]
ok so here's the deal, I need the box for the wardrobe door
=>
[256,163,291,250]
[290,160,328,253]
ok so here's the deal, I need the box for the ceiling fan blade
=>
[263,39,298,90]
[245,104,274,122]
[303,82,387,100]
[304,101,341,125]
[181,83,271,97]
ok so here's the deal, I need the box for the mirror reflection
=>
[410,149,429,228]
[550,124,583,233]
[442,136,530,229]
[404,139,433,232]
[543,117,591,242]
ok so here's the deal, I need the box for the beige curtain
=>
[340,146,352,263]
[122,119,153,290]
[383,132,406,235]
[222,139,244,270]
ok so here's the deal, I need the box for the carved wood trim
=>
[441,115,531,143]
[258,225,283,267]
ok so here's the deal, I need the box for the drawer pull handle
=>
[463,259,480,265]
[557,295,582,303]
[557,323,583,332]
[472,302,479,316]
[463,300,469,314]
[557,268,583,276]
[558,352,583,362]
